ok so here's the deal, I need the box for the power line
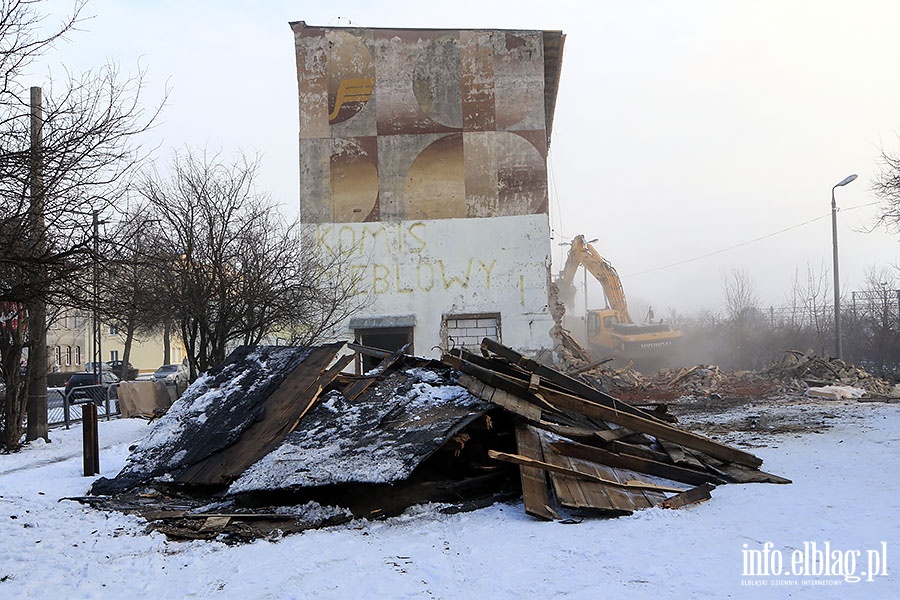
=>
[623,201,881,278]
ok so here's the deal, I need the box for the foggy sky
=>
[30,0,900,315]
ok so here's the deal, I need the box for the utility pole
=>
[25,86,48,442]
[82,209,102,476]
[93,210,102,379]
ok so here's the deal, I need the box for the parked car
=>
[64,371,119,404]
[152,364,188,386]
[83,361,112,373]
[107,360,139,381]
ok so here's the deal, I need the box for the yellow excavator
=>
[557,235,681,366]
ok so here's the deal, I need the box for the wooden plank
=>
[344,345,408,401]
[660,483,716,509]
[454,354,764,468]
[541,436,619,511]
[568,356,616,375]
[346,342,400,359]
[715,463,793,485]
[514,424,555,520]
[603,439,673,463]
[177,347,348,485]
[550,471,593,510]
[596,460,658,509]
[540,436,670,512]
[199,516,232,532]
[594,428,636,443]
[487,450,684,493]
[550,441,726,486]
[658,440,707,470]
[533,422,642,449]
[554,453,642,511]
[536,386,764,469]
[458,374,543,422]
[479,338,658,420]
[685,450,791,484]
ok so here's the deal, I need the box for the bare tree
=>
[782,262,832,356]
[721,268,768,368]
[96,212,170,378]
[872,136,900,234]
[842,266,900,371]
[135,149,363,379]
[0,1,162,450]
[0,0,84,101]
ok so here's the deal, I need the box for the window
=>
[55,346,62,366]
[109,324,118,335]
[110,350,119,362]
[587,312,600,337]
[442,313,500,353]
[65,346,72,366]
[354,327,414,373]
[75,346,81,365]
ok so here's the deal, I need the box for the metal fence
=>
[49,384,120,429]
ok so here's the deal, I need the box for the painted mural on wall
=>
[292,23,552,224]
[315,218,549,308]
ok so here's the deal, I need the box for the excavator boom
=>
[558,235,632,322]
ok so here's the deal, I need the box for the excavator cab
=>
[587,311,619,340]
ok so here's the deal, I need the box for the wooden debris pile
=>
[768,350,897,397]
[445,339,790,520]
[81,341,790,540]
[85,344,521,541]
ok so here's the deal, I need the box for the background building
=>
[47,311,184,378]
[292,22,564,365]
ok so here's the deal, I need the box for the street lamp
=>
[832,173,858,360]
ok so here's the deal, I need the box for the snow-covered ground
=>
[1,400,898,599]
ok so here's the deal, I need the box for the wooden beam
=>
[487,450,686,494]
[536,386,764,469]
[343,345,408,401]
[479,338,657,420]
[550,441,726,486]
[514,424,555,520]
[457,353,764,469]
[659,483,716,509]
[457,374,542,422]
[603,439,673,463]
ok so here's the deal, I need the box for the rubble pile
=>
[768,350,898,397]
[558,339,897,403]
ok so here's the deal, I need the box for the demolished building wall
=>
[291,22,564,361]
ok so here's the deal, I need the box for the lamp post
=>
[831,173,858,360]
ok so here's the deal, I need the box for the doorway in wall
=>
[354,326,414,374]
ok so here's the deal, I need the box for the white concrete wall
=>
[318,213,555,359]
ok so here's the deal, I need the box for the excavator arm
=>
[558,235,633,323]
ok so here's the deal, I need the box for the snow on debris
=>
[228,366,491,494]
[806,385,867,400]
[91,345,314,495]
